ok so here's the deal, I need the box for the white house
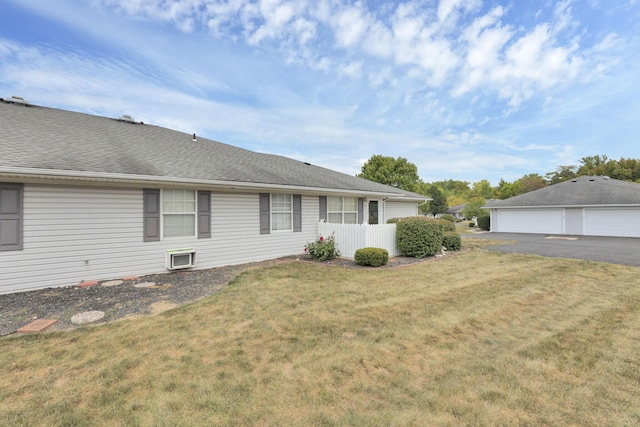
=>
[486,176,640,237]
[0,97,428,294]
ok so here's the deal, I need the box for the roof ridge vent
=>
[5,95,30,105]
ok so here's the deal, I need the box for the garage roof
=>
[487,176,640,207]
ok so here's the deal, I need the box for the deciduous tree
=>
[357,155,421,192]
[461,197,487,220]
[426,185,448,216]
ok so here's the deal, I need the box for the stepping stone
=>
[71,311,105,325]
[101,279,123,287]
[18,319,58,333]
[133,282,157,288]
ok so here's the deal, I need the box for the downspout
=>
[417,200,429,216]
[382,197,388,223]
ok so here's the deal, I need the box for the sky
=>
[1,0,638,185]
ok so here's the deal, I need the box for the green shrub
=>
[395,216,443,258]
[477,215,490,231]
[386,218,401,224]
[442,232,462,251]
[469,222,475,228]
[433,218,456,233]
[440,214,456,223]
[305,234,340,261]
[354,247,389,267]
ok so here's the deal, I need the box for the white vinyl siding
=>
[162,189,196,238]
[327,196,358,224]
[384,201,418,223]
[0,186,318,295]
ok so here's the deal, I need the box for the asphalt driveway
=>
[465,232,640,267]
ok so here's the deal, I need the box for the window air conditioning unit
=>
[165,248,196,270]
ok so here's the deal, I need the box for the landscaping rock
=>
[133,282,157,288]
[71,311,105,325]
[101,280,123,287]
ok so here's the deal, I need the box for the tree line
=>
[357,154,640,217]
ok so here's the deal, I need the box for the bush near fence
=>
[395,217,444,258]
[354,247,389,267]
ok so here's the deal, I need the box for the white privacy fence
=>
[317,222,399,258]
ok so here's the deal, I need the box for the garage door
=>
[584,208,640,237]
[496,209,564,234]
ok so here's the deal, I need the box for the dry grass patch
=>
[2,250,640,426]
[462,236,516,248]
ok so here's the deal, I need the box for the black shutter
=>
[143,189,160,242]
[0,183,23,251]
[358,198,364,224]
[197,191,211,239]
[259,193,270,234]
[319,196,327,222]
[293,194,302,232]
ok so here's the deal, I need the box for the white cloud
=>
[437,0,481,24]
[331,4,370,48]
[246,0,299,44]
[551,0,577,34]
[338,61,363,79]
[98,0,206,32]
[84,0,615,110]
[361,21,394,58]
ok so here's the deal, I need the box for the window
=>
[271,193,292,231]
[259,193,302,234]
[163,189,196,237]
[143,189,210,241]
[0,183,23,251]
[328,196,358,224]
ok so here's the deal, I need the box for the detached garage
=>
[487,176,640,238]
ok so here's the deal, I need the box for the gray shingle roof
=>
[0,100,427,200]
[446,203,465,213]
[487,176,640,207]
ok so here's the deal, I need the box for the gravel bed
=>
[0,255,426,337]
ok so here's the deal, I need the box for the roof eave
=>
[387,196,431,202]
[0,167,405,198]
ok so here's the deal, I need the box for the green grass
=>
[2,249,640,426]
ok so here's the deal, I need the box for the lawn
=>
[1,248,639,426]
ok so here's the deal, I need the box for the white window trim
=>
[271,193,293,232]
[161,189,197,239]
[328,196,358,224]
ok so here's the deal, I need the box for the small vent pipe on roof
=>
[119,114,137,123]
[5,95,29,105]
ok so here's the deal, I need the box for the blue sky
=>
[1,0,638,185]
